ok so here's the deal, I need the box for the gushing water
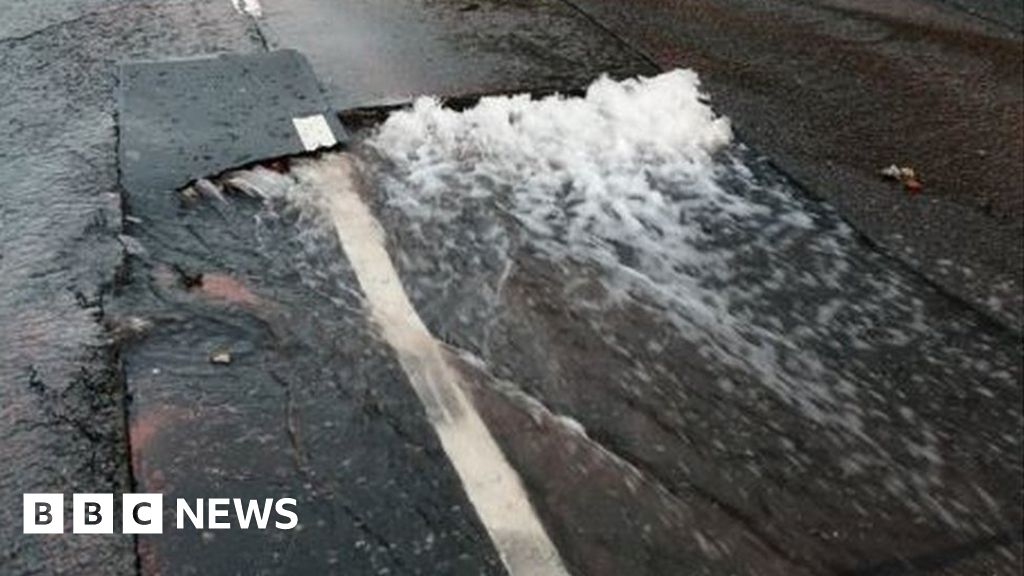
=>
[357,70,1020,524]
[219,70,1019,532]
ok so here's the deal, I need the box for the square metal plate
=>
[118,49,347,193]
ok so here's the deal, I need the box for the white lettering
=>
[208,498,230,529]
[176,498,204,529]
[274,498,298,530]
[233,498,273,529]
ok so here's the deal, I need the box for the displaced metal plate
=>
[118,49,347,193]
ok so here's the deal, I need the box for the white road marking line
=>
[292,115,338,152]
[231,0,263,18]
[303,154,570,576]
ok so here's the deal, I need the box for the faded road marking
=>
[231,0,263,18]
[304,154,569,576]
[292,115,337,151]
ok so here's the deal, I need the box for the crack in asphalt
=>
[113,64,144,576]
[267,369,309,476]
[235,7,270,51]
[0,1,188,46]
[552,0,661,72]
[264,372,416,575]
[927,0,1023,35]
[24,346,130,493]
[835,531,1022,576]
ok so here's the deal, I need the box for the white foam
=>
[370,70,734,245]
[366,70,858,422]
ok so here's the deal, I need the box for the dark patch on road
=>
[118,50,347,194]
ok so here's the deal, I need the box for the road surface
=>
[0,1,1020,575]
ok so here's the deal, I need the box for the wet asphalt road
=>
[562,0,1024,328]
[2,2,262,573]
[1,1,1021,575]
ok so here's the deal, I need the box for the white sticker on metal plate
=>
[292,115,337,151]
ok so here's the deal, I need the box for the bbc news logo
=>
[24,494,298,534]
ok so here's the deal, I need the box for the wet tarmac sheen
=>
[115,159,507,575]
[0,1,262,573]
